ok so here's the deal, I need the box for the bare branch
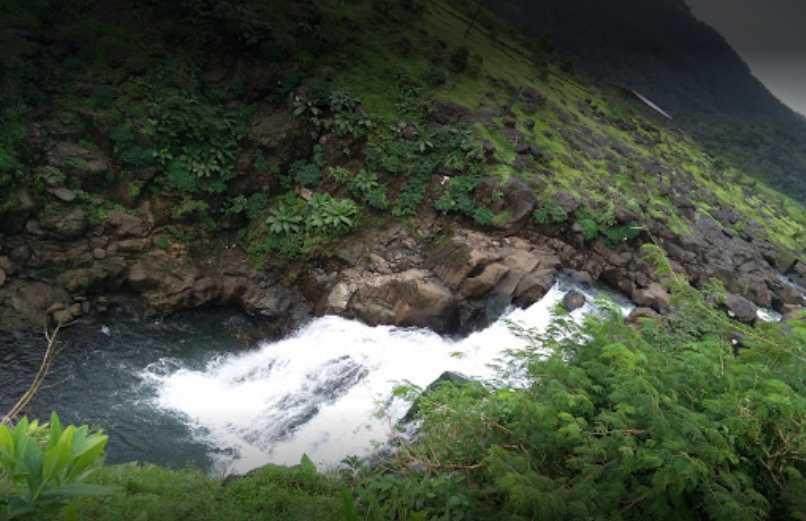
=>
[1,324,62,425]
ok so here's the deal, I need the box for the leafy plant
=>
[0,414,111,519]
[227,193,270,220]
[327,166,352,185]
[307,194,359,231]
[289,161,321,188]
[347,170,388,210]
[602,223,640,247]
[149,93,248,195]
[265,201,304,235]
[575,205,616,241]
[400,247,806,521]
[532,202,567,224]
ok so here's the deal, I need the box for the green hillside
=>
[1,1,805,520]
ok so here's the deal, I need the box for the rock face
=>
[0,208,310,336]
[349,270,456,332]
[320,226,560,333]
[657,213,792,310]
[0,189,799,338]
[39,206,88,241]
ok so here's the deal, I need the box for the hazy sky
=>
[686,0,806,116]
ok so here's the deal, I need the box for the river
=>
[1,280,631,476]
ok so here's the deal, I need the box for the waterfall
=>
[142,281,632,475]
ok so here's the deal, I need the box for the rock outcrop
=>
[319,226,560,333]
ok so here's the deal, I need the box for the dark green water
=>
[0,308,255,472]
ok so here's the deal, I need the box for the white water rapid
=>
[143,281,632,475]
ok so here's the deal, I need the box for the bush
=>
[252,193,359,259]
[532,202,567,224]
[347,169,388,210]
[306,193,359,232]
[150,93,249,195]
[401,248,806,521]
[0,413,111,519]
[289,160,321,188]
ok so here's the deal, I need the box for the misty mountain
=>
[484,0,806,200]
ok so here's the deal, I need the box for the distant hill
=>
[483,0,806,201]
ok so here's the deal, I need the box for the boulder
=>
[565,270,593,287]
[0,268,5,287]
[0,256,12,275]
[782,304,802,321]
[322,281,357,314]
[561,290,586,312]
[116,238,151,253]
[790,262,806,288]
[402,371,482,423]
[632,283,670,313]
[47,187,77,203]
[513,269,557,306]
[627,307,660,323]
[250,106,311,156]
[107,211,150,238]
[553,191,580,214]
[460,263,510,298]
[3,281,70,330]
[48,142,109,176]
[724,293,758,324]
[39,207,88,241]
[349,269,456,332]
[499,177,536,226]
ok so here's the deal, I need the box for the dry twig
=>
[1,324,62,425]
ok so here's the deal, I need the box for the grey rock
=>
[627,307,660,323]
[40,207,88,241]
[460,263,510,298]
[632,283,670,313]
[724,293,758,324]
[561,290,586,312]
[48,187,77,203]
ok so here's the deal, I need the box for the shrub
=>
[0,413,111,519]
[347,170,388,210]
[150,93,248,195]
[602,223,640,247]
[252,193,359,260]
[289,160,321,188]
[227,193,270,220]
[306,193,359,232]
[532,202,567,224]
[401,248,806,521]
[265,199,304,235]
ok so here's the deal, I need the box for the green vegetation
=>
[14,249,805,521]
[0,414,110,519]
[248,193,360,259]
[1,1,805,517]
[2,0,804,255]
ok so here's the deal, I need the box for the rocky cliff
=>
[0,0,803,336]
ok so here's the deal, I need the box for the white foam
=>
[143,282,630,474]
